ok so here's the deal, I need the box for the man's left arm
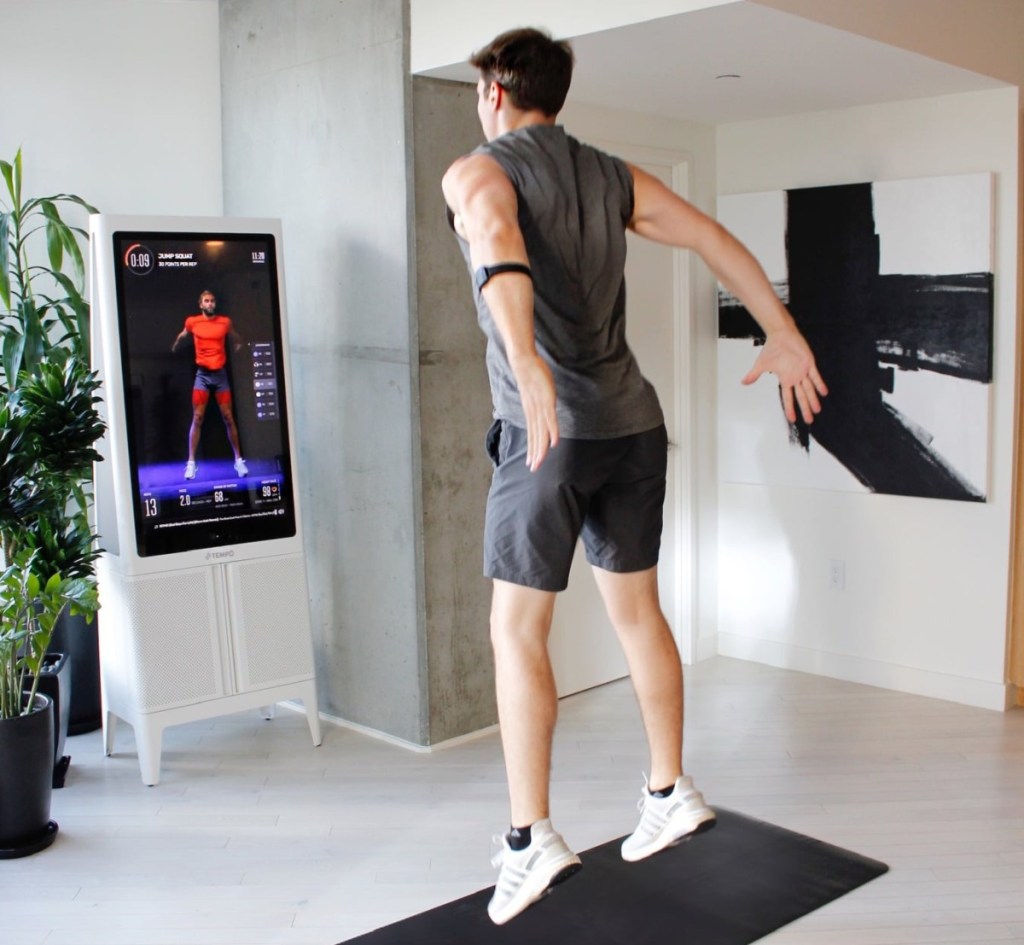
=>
[628,164,827,425]
[442,153,559,471]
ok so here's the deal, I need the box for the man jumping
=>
[171,289,248,480]
[443,28,827,925]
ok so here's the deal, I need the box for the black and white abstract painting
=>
[717,173,993,502]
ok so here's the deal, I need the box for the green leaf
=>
[13,149,22,206]
[60,222,85,286]
[0,159,14,204]
[53,193,99,216]
[2,329,25,385]
[0,211,11,310]
[20,296,45,372]
[43,203,64,272]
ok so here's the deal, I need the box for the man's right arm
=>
[171,322,190,352]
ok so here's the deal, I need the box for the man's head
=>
[198,290,217,316]
[470,28,574,131]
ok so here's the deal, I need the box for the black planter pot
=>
[0,693,59,859]
[50,610,101,735]
[26,651,72,788]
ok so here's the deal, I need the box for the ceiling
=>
[417,1,1007,125]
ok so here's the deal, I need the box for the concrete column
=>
[220,2,497,744]
[220,0,425,742]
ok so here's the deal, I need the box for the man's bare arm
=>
[628,164,827,424]
[443,153,558,470]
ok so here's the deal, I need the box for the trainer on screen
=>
[172,289,249,481]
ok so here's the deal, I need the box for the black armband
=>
[473,262,532,292]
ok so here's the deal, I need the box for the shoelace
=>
[490,834,508,868]
[635,770,653,811]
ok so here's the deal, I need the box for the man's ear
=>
[488,80,503,110]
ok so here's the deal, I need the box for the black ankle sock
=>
[650,782,676,798]
[507,824,532,850]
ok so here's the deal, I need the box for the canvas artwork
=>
[717,173,994,502]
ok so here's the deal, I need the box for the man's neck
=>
[496,110,557,138]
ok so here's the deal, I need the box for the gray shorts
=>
[483,420,667,591]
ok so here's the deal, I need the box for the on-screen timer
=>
[252,251,266,264]
[124,243,155,276]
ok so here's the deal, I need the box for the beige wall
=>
[754,0,1024,87]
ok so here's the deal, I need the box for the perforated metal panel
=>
[121,570,223,711]
[229,555,315,690]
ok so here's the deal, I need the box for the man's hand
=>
[741,327,828,424]
[510,352,559,471]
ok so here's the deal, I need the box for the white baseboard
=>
[717,633,1012,712]
[278,699,499,752]
[694,633,720,664]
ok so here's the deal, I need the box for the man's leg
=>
[188,401,207,462]
[490,578,558,827]
[216,393,248,475]
[591,565,682,790]
[185,397,207,479]
[592,564,715,861]
[487,577,581,925]
[217,399,243,460]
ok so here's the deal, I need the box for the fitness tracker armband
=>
[473,262,533,292]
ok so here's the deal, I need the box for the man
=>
[171,290,249,480]
[442,28,827,925]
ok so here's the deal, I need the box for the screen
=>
[112,231,296,557]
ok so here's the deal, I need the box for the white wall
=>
[715,87,1020,710]
[0,0,222,217]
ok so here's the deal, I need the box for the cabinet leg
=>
[103,710,118,757]
[136,717,164,786]
[299,683,322,746]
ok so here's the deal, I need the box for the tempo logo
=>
[206,550,236,560]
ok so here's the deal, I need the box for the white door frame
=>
[593,141,698,664]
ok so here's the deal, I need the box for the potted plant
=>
[1,147,104,728]
[0,151,104,856]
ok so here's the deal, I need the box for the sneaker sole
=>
[621,810,717,863]
[488,855,582,925]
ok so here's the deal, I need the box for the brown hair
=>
[469,28,574,117]
[198,290,215,304]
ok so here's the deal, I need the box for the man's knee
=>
[489,581,557,649]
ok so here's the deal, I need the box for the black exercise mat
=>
[340,808,888,944]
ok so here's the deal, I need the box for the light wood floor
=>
[4,656,1023,945]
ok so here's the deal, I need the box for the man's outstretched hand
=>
[741,328,828,425]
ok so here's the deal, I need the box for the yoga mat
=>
[340,808,888,944]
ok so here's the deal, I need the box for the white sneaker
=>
[234,457,248,476]
[184,461,196,480]
[621,774,716,862]
[487,819,581,925]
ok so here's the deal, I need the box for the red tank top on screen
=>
[185,314,232,370]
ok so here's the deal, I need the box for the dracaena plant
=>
[0,148,97,384]
[0,151,104,719]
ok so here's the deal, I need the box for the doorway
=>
[548,148,695,697]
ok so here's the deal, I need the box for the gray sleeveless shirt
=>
[453,124,663,439]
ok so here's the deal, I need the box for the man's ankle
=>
[507,824,533,850]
